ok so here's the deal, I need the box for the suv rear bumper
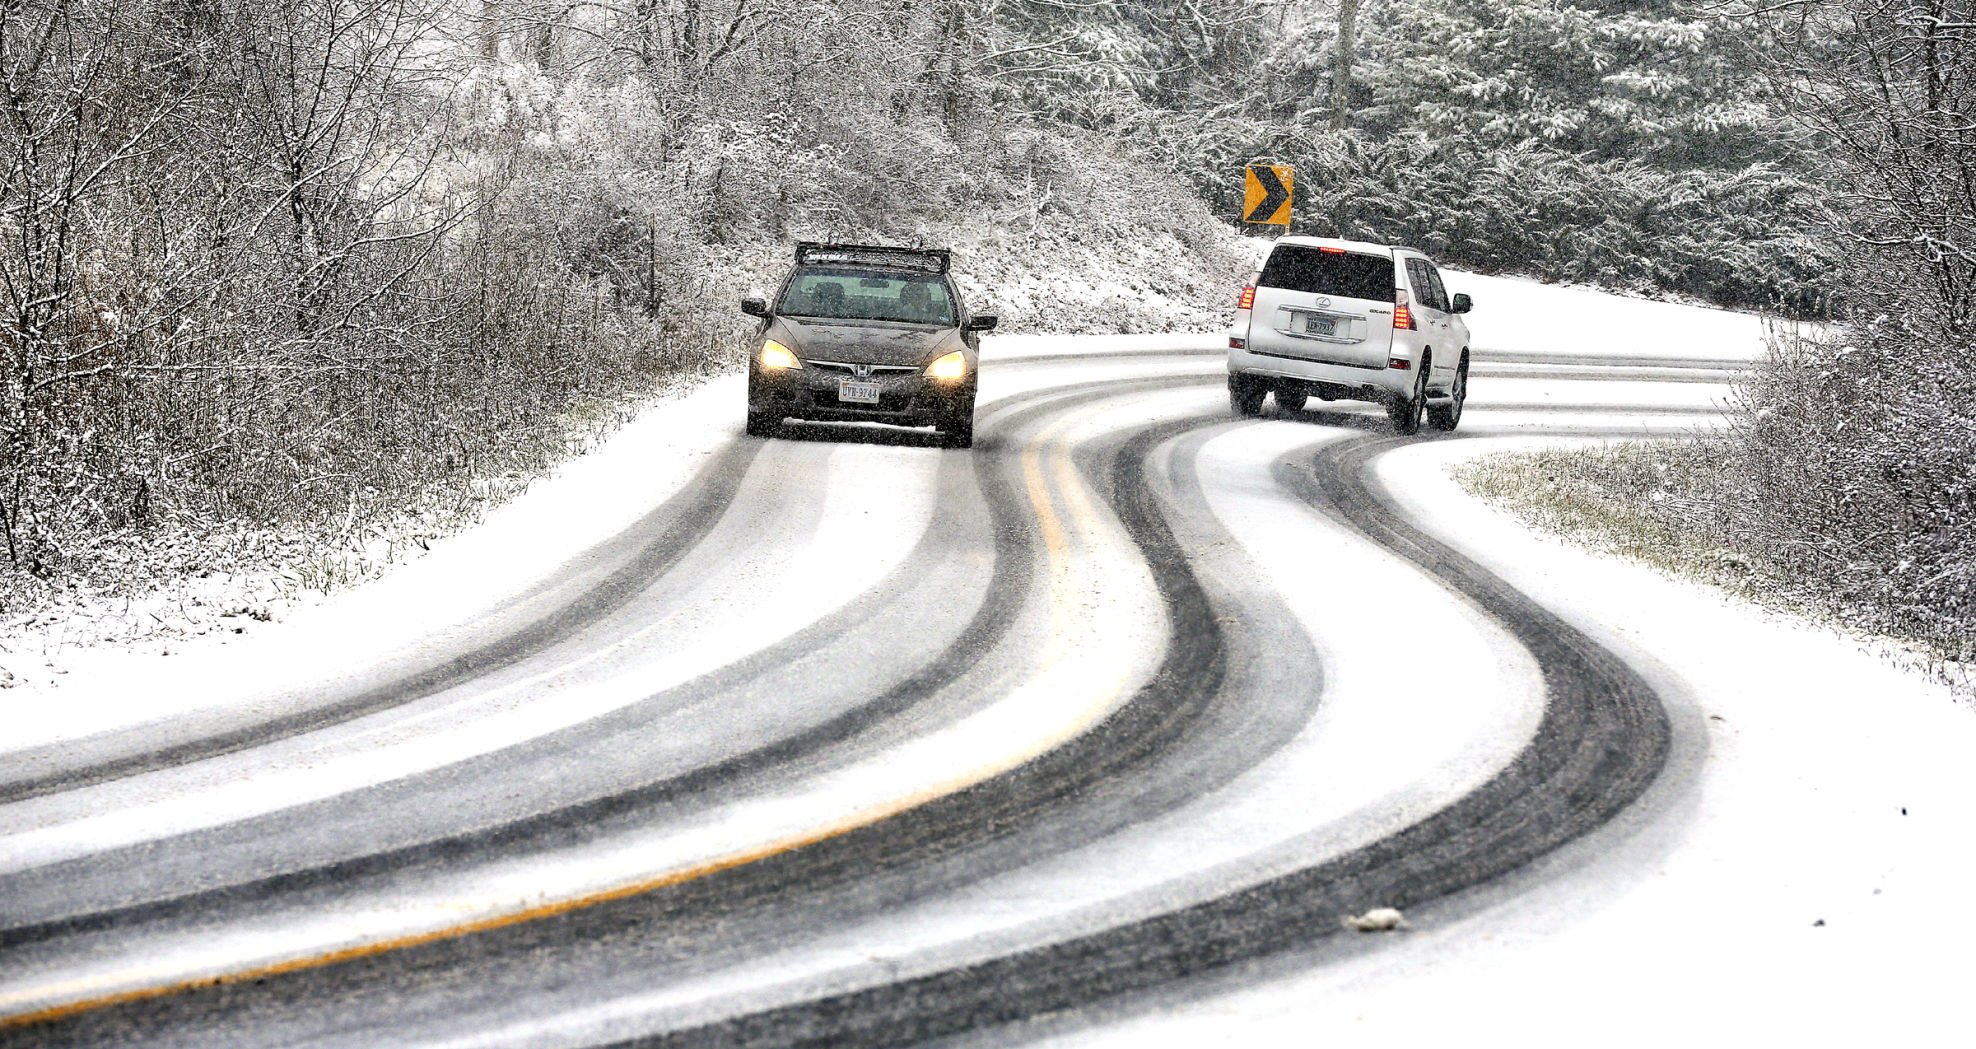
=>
[1228,340,1415,402]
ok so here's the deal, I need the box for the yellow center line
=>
[1022,412,1077,668]
[2,402,1149,1030]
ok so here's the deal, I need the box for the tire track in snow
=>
[5,356,1682,1045]
[0,374,1212,1033]
[0,439,768,806]
[584,428,1672,1048]
[0,378,1171,939]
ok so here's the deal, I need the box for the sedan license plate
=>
[838,379,881,405]
[1303,314,1337,336]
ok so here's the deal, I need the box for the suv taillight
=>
[1237,285,1255,311]
[1393,289,1416,331]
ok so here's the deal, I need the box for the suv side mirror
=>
[965,313,1000,332]
[740,297,769,317]
[1451,293,1472,314]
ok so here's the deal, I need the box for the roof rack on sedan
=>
[795,241,951,274]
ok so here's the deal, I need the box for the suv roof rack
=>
[796,241,950,274]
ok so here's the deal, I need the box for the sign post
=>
[1243,164,1294,228]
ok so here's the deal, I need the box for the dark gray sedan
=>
[743,243,997,448]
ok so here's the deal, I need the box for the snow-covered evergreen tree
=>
[1349,0,1782,167]
[989,0,1829,307]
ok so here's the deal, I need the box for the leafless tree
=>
[1759,0,1976,334]
[1,0,202,567]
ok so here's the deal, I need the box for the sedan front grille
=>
[804,359,922,375]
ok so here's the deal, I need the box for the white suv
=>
[1227,236,1473,434]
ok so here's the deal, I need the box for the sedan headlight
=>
[759,339,801,370]
[925,350,968,381]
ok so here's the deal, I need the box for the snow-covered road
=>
[2,276,1970,1048]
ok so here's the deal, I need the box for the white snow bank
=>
[1445,270,1769,361]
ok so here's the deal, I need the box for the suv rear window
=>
[1258,247,1393,302]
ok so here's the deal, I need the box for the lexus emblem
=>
[1316,296,1332,308]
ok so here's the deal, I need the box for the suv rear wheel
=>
[1230,375,1266,417]
[1427,351,1468,432]
[1388,355,1428,435]
[1275,388,1308,412]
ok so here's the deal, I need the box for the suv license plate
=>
[1304,315,1336,336]
[838,380,881,404]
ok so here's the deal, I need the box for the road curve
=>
[0,343,1730,1047]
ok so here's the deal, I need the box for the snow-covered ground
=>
[0,379,740,740]
[1448,269,1771,361]
[1030,436,1976,1045]
[0,266,1915,767]
[0,256,1769,706]
[5,264,1970,1045]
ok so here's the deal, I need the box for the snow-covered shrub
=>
[0,0,1250,599]
[1473,0,1976,670]
[1683,0,1976,656]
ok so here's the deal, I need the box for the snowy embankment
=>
[1451,270,1768,360]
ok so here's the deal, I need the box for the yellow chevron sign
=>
[1243,164,1293,226]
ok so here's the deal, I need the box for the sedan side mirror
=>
[965,313,1000,332]
[741,297,769,317]
[1451,293,1473,314]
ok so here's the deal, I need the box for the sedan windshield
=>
[778,268,957,326]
